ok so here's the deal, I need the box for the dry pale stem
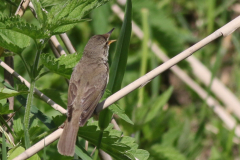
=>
[60,33,76,54]
[15,0,30,16]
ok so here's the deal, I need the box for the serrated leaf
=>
[51,18,90,34]
[52,115,66,127]
[0,101,13,115]
[40,53,73,79]
[16,84,29,92]
[78,122,149,160]
[57,52,82,68]
[109,104,133,125]
[12,118,24,140]
[0,29,30,54]
[0,88,28,100]
[0,16,50,39]
[5,22,50,39]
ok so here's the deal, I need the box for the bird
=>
[57,28,116,156]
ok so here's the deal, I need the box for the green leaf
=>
[0,29,30,54]
[98,108,112,131]
[56,52,82,68]
[109,104,133,125]
[51,18,90,34]
[78,122,149,160]
[8,146,25,160]
[8,146,41,160]
[52,115,66,127]
[107,0,132,93]
[75,144,92,160]
[0,88,28,100]
[0,16,50,39]
[40,53,82,79]
[12,117,24,139]
[0,99,13,114]
[150,144,187,160]
[128,149,149,160]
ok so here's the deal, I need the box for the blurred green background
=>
[1,0,240,159]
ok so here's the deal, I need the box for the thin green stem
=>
[23,80,35,149]
[31,49,42,79]
[138,8,149,107]
[32,39,48,80]
[19,54,31,76]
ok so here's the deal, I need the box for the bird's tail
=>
[57,120,80,156]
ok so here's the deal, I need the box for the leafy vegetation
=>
[0,0,240,159]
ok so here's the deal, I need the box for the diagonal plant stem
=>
[59,33,76,54]
[49,36,67,56]
[15,0,30,16]
[48,41,61,58]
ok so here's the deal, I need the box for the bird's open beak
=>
[107,40,116,46]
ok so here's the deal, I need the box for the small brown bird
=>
[57,29,116,156]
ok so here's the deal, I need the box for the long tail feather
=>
[57,120,80,156]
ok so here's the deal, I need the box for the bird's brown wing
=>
[78,71,108,126]
[67,65,108,126]
[67,82,78,122]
